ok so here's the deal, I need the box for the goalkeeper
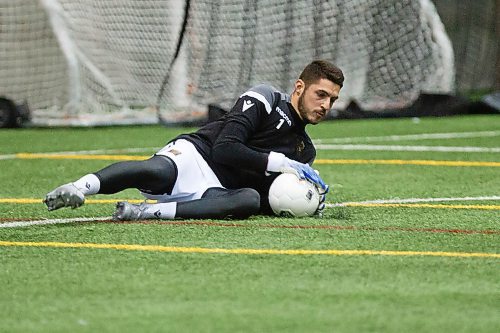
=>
[44,60,344,220]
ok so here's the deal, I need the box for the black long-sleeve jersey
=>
[176,84,316,210]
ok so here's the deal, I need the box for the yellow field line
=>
[1,198,499,210]
[0,240,498,258]
[13,153,500,167]
[315,158,500,167]
[15,153,146,161]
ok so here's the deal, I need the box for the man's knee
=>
[144,155,176,181]
[231,188,260,217]
[139,155,177,194]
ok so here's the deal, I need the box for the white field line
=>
[313,130,500,144]
[315,144,500,153]
[327,195,500,207]
[0,217,111,228]
[3,144,497,159]
[0,154,17,160]
[1,196,499,228]
[0,130,498,160]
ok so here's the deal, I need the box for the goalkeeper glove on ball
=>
[266,152,329,194]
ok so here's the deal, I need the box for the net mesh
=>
[0,0,68,116]
[0,0,454,126]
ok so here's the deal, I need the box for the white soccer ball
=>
[268,172,320,217]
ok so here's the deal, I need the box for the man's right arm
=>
[211,93,270,173]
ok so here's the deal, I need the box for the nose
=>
[320,99,329,111]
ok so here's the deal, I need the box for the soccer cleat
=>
[43,183,85,211]
[113,201,147,221]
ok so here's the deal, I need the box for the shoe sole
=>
[44,191,84,211]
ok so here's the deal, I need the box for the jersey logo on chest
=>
[275,106,292,127]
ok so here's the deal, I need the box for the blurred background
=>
[0,0,498,127]
[434,0,498,94]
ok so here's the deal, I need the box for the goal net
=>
[0,0,454,126]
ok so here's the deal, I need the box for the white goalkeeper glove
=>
[266,152,329,194]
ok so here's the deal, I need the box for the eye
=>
[317,91,327,98]
[327,97,339,108]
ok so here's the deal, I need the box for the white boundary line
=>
[0,217,111,228]
[313,130,500,144]
[2,145,499,160]
[0,154,17,160]
[1,130,499,160]
[327,195,500,207]
[1,196,499,228]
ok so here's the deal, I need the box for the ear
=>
[294,79,305,96]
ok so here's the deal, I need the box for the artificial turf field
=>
[0,114,499,332]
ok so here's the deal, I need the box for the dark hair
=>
[299,60,344,88]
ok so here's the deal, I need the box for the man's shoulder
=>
[239,84,289,114]
[246,84,279,95]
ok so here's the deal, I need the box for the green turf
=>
[0,115,499,332]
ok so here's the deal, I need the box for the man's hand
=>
[282,160,329,193]
[267,152,329,193]
[281,165,329,218]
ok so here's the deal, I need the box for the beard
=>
[297,91,327,125]
[297,93,310,124]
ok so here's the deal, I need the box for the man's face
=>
[296,78,341,124]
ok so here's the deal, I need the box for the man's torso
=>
[177,84,316,197]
